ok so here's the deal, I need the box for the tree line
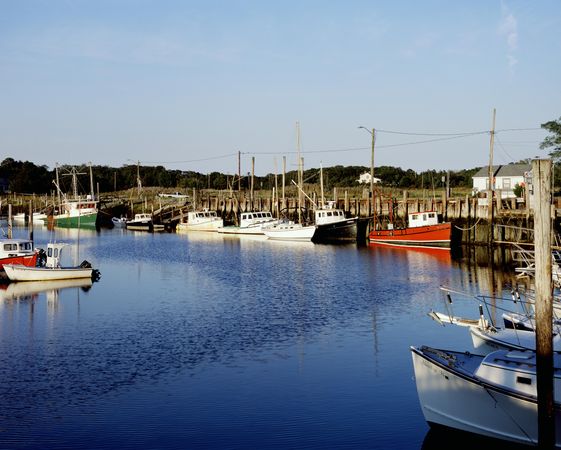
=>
[3,116,560,195]
[0,157,489,195]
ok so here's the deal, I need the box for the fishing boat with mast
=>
[310,165,358,244]
[47,164,99,228]
[263,122,317,241]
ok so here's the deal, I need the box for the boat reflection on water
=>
[421,425,534,450]
[0,278,94,302]
[368,242,453,265]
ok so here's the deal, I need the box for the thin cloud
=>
[498,2,518,69]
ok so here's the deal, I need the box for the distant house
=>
[472,163,530,198]
[357,173,381,185]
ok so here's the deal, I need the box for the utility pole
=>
[370,128,375,219]
[533,158,555,448]
[250,156,255,208]
[237,151,241,192]
[487,108,496,245]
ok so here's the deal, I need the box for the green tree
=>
[540,117,561,161]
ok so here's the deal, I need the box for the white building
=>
[357,173,382,185]
[472,163,530,198]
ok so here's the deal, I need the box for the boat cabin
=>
[188,210,219,222]
[408,211,439,228]
[239,211,276,228]
[131,213,152,223]
[45,243,67,268]
[0,239,34,258]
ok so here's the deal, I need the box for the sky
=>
[1,0,560,176]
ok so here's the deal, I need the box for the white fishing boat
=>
[262,221,316,241]
[176,209,223,232]
[3,243,97,282]
[411,345,561,447]
[13,212,48,223]
[125,213,164,232]
[111,216,127,228]
[217,211,279,235]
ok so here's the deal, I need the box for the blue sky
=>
[1,0,560,176]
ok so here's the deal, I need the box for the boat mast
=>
[320,163,325,209]
[296,121,302,224]
[55,163,61,212]
[89,162,95,200]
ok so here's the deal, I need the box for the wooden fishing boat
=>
[176,209,223,232]
[3,243,98,282]
[311,202,358,243]
[217,211,280,235]
[0,238,39,273]
[369,211,451,249]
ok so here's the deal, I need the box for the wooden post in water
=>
[28,201,33,242]
[7,204,12,239]
[533,158,555,448]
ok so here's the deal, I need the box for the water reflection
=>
[422,425,534,450]
[0,226,537,450]
[0,278,93,302]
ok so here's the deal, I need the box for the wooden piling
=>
[533,158,554,448]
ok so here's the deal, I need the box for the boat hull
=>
[3,264,93,281]
[411,346,561,446]
[50,212,98,228]
[217,226,265,235]
[0,254,38,270]
[369,223,451,248]
[263,224,316,241]
[176,221,223,232]
[312,219,357,243]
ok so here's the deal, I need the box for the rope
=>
[482,386,536,445]
[454,217,483,231]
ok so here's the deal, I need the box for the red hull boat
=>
[368,211,451,249]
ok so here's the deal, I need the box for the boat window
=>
[423,214,427,220]
[20,242,32,251]
[429,213,435,218]
[327,212,332,216]
[47,247,52,257]
[3,244,17,251]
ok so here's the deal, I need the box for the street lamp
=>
[358,126,376,217]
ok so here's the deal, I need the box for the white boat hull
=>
[3,264,93,281]
[177,221,223,232]
[263,224,316,241]
[411,346,561,446]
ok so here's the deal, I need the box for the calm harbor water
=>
[0,225,530,449]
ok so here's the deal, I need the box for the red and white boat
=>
[0,238,39,272]
[368,211,451,249]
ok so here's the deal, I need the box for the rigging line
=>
[494,136,517,162]
[139,153,238,165]
[376,129,488,137]
[375,127,542,136]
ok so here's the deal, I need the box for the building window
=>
[503,178,511,189]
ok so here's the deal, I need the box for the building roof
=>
[495,163,530,177]
[472,164,530,178]
[472,165,500,178]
